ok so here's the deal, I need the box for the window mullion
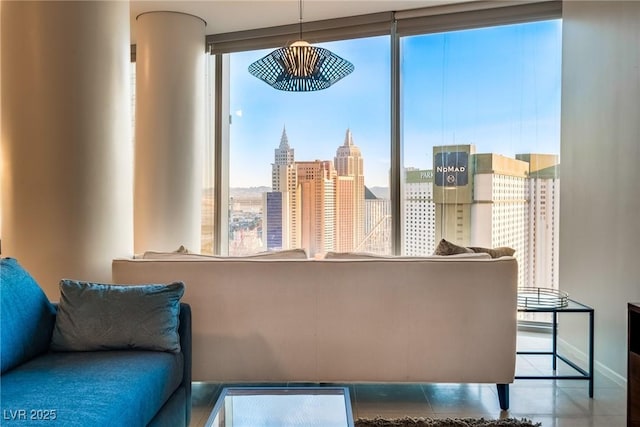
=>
[390,17,402,256]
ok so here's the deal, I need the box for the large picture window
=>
[222,36,391,257]
[401,20,562,294]
[203,2,563,301]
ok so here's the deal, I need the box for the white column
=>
[134,12,206,253]
[1,1,132,299]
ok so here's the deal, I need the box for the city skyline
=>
[262,128,365,257]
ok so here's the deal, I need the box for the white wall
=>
[560,1,640,379]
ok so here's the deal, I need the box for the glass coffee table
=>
[204,386,354,427]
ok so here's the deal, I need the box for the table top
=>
[518,298,593,313]
[204,387,354,427]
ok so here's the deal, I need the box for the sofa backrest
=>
[1,258,56,374]
[113,256,518,383]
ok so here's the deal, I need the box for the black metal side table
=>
[516,298,594,398]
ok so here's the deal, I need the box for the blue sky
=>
[228,19,562,188]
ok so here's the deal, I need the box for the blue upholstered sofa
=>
[0,258,192,426]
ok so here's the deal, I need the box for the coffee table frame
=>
[204,386,354,427]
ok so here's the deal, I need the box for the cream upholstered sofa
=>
[112,253,518,409]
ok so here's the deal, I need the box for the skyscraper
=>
[270,127,299,249]
[471,152,529,287]
[296,160,336,256]
[404,168,435,255]
[262,191,291,251]
[432,145,476,246]
[362,187,391,254]
[516,154,560,290]
[334,129,365,252]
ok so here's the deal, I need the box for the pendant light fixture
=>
[248,0,354,92]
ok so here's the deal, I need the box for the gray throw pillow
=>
[50,280,185,353]
[433,239,474,255]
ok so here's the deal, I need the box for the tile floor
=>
[189,332,627,427]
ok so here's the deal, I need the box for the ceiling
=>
[129,0,471,42]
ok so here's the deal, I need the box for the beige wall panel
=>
[1,1,132,299]
[560,1,640,380]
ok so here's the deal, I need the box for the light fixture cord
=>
[298,0,303,40]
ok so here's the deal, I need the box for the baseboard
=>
[557,337,627,387]
[517,320,553,333]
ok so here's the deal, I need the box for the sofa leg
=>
[496,383,509,410]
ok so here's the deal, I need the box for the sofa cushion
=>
[0,258,56,374]
[134,245,191,259]
[244,248,308,259]
[51,280,184,353]
[140,248,308,260]
[0,350,183,426]
[324,251,386,259]
[324,251,490,260]
[468,246,516,258]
